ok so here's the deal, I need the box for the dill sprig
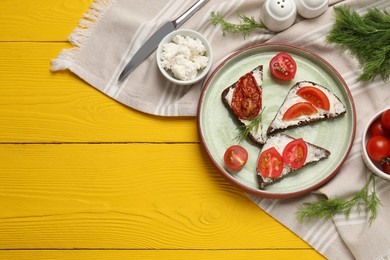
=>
[326,6,390,82]
[210,12,266,38]
[235,109,264,143]
[297,174,381,225]
[381,157,390,164]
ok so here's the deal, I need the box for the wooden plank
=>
[0,249,324,259]
[0,143,311,249]
[0,0,324,259]
[0,42,197,143]
[0,0,93,41]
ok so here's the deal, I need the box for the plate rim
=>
[197,42,357,199]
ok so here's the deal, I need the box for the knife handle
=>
[173,0,209,28]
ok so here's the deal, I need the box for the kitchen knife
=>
[118,0,209,82]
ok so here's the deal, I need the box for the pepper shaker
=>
[260,0,297,32]
[295,0,329,19]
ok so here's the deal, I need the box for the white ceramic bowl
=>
[361,106,390,180]
[156,29,212,86]
[260,0,297,32]
[295,0,328,19]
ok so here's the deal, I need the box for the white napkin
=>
[52,0,390,258]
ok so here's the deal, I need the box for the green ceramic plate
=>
[197,43,356,199]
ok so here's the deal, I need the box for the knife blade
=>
[118,0,209,82]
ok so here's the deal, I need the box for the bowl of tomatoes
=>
[362,107,390,180]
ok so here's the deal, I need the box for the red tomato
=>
[366,136,390,162]
[282,102,318,121]
[369,119,390,137]
[282,138,308,169]
[382,159,390,175]
[296,86,330,111]
[257,147,284,178]
[269,52,297,81]
[231,72,262,120]
[224,145,248,171]
[381,109,390,130]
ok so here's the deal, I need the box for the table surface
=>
[0,0,325,259]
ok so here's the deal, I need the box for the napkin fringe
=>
[50,0,115,71]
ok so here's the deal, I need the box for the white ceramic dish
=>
[361,106,390,181]
[197,43,356,199]
[156,29,212,86]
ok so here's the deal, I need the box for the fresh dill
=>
[297,174,381,225]
[210,12,266,38]
[326,6,390,82]
[382,157,390,164]
[235,109,264,143]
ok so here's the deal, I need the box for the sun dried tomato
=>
[231,72,261,120]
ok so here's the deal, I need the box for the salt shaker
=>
[260,0,297,32]
[295,0,329,19]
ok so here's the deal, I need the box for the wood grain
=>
[0,0,325,258]
[0,144,312,250]
[0,250,323,259]
[0,42,197,143]
[0,0,94,41]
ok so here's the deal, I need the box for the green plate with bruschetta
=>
[197,43,356,199]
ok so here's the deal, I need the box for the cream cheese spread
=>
[269,81,346,131]
[224,68,264,143]
[259,133,329,184]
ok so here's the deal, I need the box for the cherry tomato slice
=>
[282,138,308,169]
[366,136,390,163]
[381,109,390,130]
[269,52,297,81]
[224,145,248,171]
[296,86,330,111]
[369,119,390,138]
[257,147,284,178]
[282,102,318,121]
[231,72,262,120]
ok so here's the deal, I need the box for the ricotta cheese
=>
[160,35,208,81]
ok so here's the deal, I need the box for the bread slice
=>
[221,65,265,145]
[257,133,330,189]
[267,81,346,135]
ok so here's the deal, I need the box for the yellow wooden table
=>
[0,0,324,259]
